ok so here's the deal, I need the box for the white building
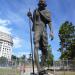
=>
[0,31,13,60]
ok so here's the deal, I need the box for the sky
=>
[0,0,75,60]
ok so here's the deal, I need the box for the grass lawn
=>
[0,68,20,75]
[48,70,75,75]
[0,68,75,75]
[56,71,75,75]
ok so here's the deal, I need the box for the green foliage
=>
[0,57,8,65]
[11,55,17,60]
[11,55,19,65]
[11,55,26,64]
[58,21,75,59]
[46,45,54,67]
[20,55,26,64]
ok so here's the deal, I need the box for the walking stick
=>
[28,9,35,75]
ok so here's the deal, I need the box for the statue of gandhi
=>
[27,0,54,74]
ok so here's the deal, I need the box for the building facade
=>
[0,31,13,60]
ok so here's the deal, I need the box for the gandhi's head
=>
[38,0,47,9]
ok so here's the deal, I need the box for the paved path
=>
[20,66,37,75]
[20,66,54,75]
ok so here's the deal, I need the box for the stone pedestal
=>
[30,73,37,75]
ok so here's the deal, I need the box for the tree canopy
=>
[58,21,75,59]
[0,57,8,65]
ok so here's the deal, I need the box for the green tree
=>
[46,45,54,68]
[11,55,17,60]
[0,57,8,66]
[11,55,19,65]
[20,55,26,64]
[58,21,75,59]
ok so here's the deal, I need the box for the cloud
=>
[13,37,23,48]
[0,19,12,34]
[0,26,12,34]
[0,18,23,49]
[0,19,11,26]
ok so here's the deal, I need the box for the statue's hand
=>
[27,11,32,18]
[50,32,54,41]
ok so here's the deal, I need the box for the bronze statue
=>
[27,0,54,74]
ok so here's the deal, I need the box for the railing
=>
[48,60,75,75]
[0,60,75,75]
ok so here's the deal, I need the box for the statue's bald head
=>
[38,0,47,8]
[39,0,45,3]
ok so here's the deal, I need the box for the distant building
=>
[0,31,13,60]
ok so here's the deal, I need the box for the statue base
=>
[30,72,37,75]
[38,69,49,75]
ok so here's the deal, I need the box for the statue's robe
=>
[39,9,51,24]
[32,8,51,66]
[32,9,51,58]
[32,9,51,31]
